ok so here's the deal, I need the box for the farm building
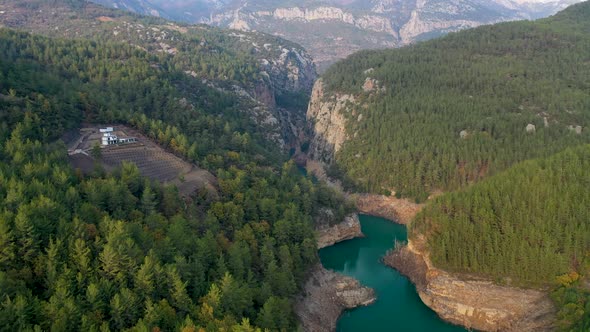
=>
[100,127,137,146]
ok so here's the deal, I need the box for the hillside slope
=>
[414,144,590,283]
[0,0,316,148]
[309,1,590,200]
[409,144,590,330]
[0,19,354,332]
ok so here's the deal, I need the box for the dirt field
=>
[66,125,216,197]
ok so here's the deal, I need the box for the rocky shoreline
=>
[295,264,376,332]
[295,211,373,331]
[301,167,557,332]
[353,193,423,225]
[383,236,556,332]
[302,71,560,331]
[316,213,363,249]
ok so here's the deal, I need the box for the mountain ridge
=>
[88,0,585,70]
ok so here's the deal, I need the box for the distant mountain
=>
[90,0,169,18]
[88,0,586,71]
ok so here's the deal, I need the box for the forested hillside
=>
[317,1,590,200]
[413,145,590,283]
[411,145,590,330]
[0,25,353,331]
[0,0,317,147]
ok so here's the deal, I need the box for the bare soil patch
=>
[66,125,216,196]
[97,16,115,22]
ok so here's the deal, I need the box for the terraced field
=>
[102,146,191,182]
[67,125,216,196]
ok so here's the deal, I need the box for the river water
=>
[319,214,467,332]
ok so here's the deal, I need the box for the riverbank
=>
[316,213,363,249]
[353,193,423,225]
[305,160,424,226]
[295,264,376,332]
[295,212,373,331]
[302,160,556,331]
[317,215,466,331]
[384,235,556,331]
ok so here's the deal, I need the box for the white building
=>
[100,127,137,146]
[101,132,119,146]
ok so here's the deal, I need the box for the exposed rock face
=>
[223,36,317,149]
[384,237,556,332]
[90,0,585,71]
[306,160,346,194]
[398,1,490,44]
[526,123,536,133]
[354,194,424,225]
[316,213,363,249]
[260,45,317,99]
[568,125,583,134]
[362,77,385,93]
[295,264,376,332]
[260,7,397,36]
[91,0,168,19]
[307,79,355,163]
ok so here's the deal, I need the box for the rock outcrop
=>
[260,45,316,99]
[295,264,376,332]
[316,213,363,249]
[90,0,584,71]
[568,125,583,134]
[254,44,317,148]
[526,123,537,133]
[354,194,424,225]
[398,5,488,44]
[384,237,556,332]
[260,7,398,36]
[307,79,355,163]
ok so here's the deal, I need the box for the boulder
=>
[526,124,536,133]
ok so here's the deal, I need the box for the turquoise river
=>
[319,214,467,332]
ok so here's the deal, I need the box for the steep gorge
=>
[302,4,590,329]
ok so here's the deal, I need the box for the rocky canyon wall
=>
[306,79,354,163]
[295,264,376,332]
[384,237,556,332]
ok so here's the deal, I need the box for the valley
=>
[301,2,590,330]
[319,215,465,332]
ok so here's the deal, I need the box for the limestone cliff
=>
[295,264,376,332]
[316,213,363,249]
[307,79,355,163]
[89,0,584,71]
[384,237,556,331]
[259,44,316,99]
[254,43,317,148]
[259,7,398,37]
